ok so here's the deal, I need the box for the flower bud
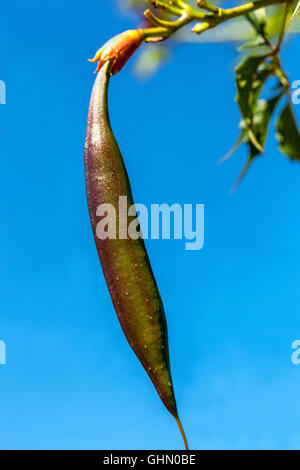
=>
[89,29,144,75]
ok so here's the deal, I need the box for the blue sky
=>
[1,0,300,450]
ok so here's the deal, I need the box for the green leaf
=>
[251,62,276,106]
[235,55,267,118]
[231,156,254,192]
[250,93,283,157]
[227,93,283,189]
[235,55,276,157]
[289,1,300,23]
[238,37,267,51]
[276,102,300,161]
[246,11,268,38]
[219,132,247,163]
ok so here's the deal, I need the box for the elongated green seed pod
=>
[84,61,188,449]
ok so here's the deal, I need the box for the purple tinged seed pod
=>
[84,60,188,450]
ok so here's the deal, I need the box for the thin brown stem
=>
[175,416,189,450]
[274,1,290,53]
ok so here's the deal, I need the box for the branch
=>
[193,0,286,34]
[141,0,288,41]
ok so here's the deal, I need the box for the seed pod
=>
[84,61,188,449]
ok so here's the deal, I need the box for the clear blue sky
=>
[1,0,300,450]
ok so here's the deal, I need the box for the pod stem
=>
[175,416,189,450]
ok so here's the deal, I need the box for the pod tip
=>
[174,415,189,450]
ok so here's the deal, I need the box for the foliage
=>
[117,0,300,184]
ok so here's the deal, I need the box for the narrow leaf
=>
[289,1,300,23]
[235,55,266,118]
[231,156,254,193]
[219,132,246,163]
[232,93,283,189]
[249,93,283,158]
[276,102,300,160]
